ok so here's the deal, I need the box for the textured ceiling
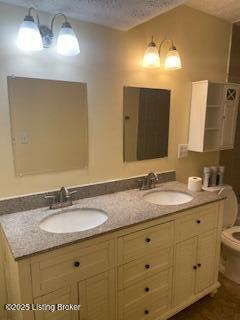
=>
[0,0,185,30]
[186,0,240,22]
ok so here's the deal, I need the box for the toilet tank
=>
[203,185,238,228]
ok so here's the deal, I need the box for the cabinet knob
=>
[145,237,151,243]
[145,287,150,292]
[198,263,202,268]
[145,264,150,269]
[144,310,149,315]
[196,220,201,224]
[193,265,197,270]
[74,261,80,267]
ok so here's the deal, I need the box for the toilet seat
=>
[222,226,240,252]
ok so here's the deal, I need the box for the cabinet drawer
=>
[119,268,172,310]
[175,203,219,243]
[31,240,115,297]
[118,269,172,320]
[118,221,174,264]
[118,247,173,289]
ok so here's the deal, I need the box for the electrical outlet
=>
[178,144,188,158]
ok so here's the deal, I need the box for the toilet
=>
[205,185,240,284]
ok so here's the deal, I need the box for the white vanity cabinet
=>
[34,286,78,320]
[117,222,174,320]
[173,204,221,309]
[33,271,115,320]
[30,239,116,320]
[78,270,116,320]
[174,228,219,307]
[188,80,240,152]
[1,201,223,320]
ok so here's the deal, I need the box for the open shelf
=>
[204,130,220,151]
[205,107,222,130]
[207,83,223,105]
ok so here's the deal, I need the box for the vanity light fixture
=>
[142,37,182,70]
[142,36,160,68]
[17,8,80,56]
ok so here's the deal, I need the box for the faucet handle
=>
[44,195,56,200]
[69,190,77,196]
[66,190,78,199]
[44,195,56,207]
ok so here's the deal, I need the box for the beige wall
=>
[0,3,231,198]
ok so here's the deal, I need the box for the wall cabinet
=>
[188,80,240,152]
[1,201,223,320]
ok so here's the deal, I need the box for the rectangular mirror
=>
[123,86,170,162]
[8,76,88,176]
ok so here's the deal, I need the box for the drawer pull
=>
[193,265,197,270]
[145,287,150,292]
[196,220,201,224]
[145,237,151,243]
[145,264,150,269]
[74,261,80,267]
[198,263,202,268]
[144,310,149,315]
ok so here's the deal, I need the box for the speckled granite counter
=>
[0,181,224,260]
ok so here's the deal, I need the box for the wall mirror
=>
[8,76,88,176]
[123,86,170,162]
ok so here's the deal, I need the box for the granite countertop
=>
[0,181,224,260]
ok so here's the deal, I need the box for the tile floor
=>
[170,274,240,320]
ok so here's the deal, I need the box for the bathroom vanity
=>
[0,181,224,320]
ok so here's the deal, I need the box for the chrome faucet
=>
[45,186,77,209]
[139,172,159,190]
[59,186,70,203]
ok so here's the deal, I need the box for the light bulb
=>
[56,22,80,56]
[164,46,182,70]
[142,40,160,68]
[16,15,43,52]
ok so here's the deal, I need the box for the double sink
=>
[40,190,193,234]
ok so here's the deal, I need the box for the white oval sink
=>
[40,208,108,233]
[143,190,193,206]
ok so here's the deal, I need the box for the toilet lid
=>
[218,187,238,228]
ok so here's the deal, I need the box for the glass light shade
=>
[142,42,160,68]
[16,17,43,52]
[56,22,80,56]
[164,47,182,70]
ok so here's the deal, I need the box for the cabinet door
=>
[220,85,239,148]
[34,285,79,320]
[79,270,115,320]
[196,230,218,293]
[173,237,197,307]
